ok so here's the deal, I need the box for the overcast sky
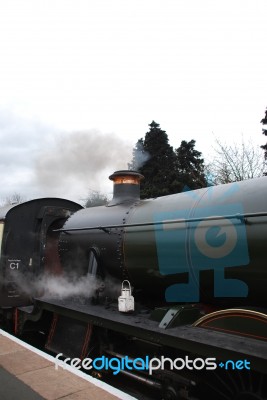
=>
[0,0,267,204]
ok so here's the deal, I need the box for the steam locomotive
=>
[0,170,267,400]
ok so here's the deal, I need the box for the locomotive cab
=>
[0,198,82,307]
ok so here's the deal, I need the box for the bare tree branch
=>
[208,137,266,184]
[0,193,26,206]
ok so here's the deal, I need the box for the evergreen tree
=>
[175,140,207,189]
[133,121,179,198]
[128,121,208,198]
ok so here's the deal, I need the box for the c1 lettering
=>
[10,262,19,270]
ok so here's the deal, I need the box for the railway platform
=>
[0,329,135,400]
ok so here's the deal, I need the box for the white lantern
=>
[118,280,134,312]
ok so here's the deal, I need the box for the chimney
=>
[108,170,144,206]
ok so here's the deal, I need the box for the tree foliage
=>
[175,140,207,190]
[136,121,178,198]
[129,121,207,198]
[84,191,108,208]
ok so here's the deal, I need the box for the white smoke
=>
[33,130,134,202]
[10,271,121,301]
[128,140,150,171]
[34,274,101,299]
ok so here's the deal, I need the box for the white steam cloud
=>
[10,271,121,301]
[33,130,134,201]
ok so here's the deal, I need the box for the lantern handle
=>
[121,280,132,295]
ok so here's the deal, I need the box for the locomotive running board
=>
[33,297,267,374]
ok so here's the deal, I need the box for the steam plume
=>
[9,271,121,301]
[34,130,134,201]
[128,140,150,171]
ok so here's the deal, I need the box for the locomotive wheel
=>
[198,370,267,400]
[162,385,179,400]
